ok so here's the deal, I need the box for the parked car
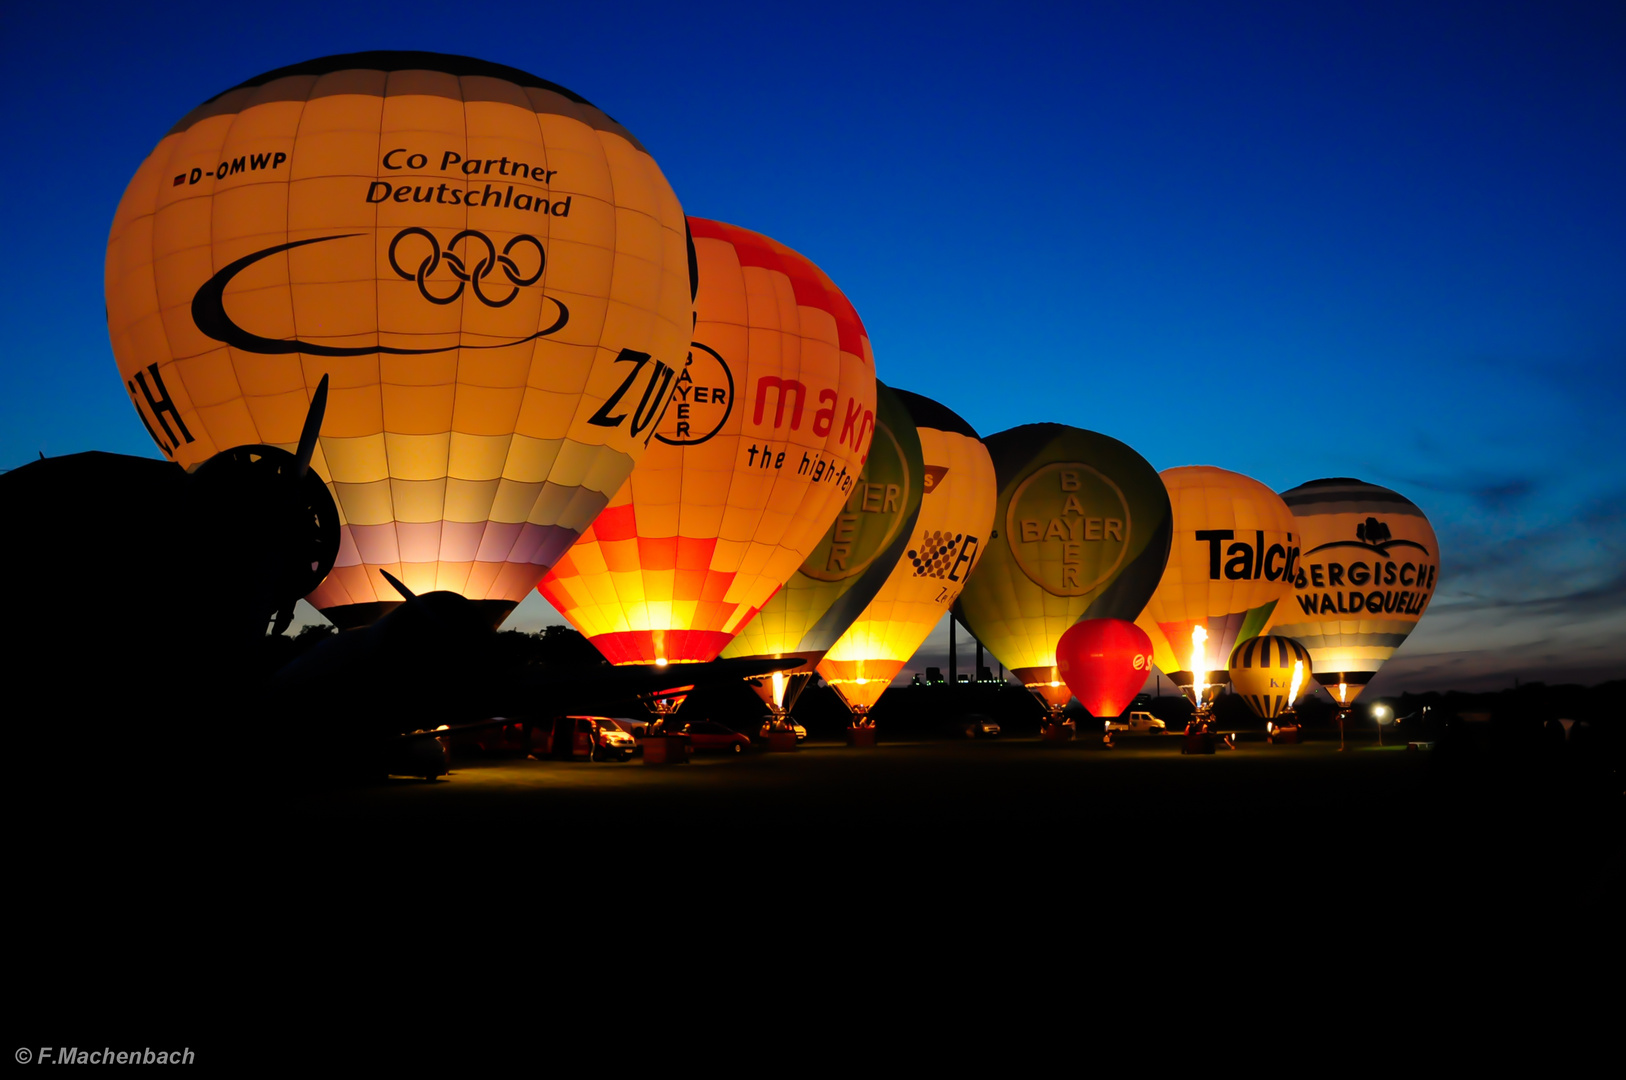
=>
[687,720,752,753]
[954,713,1002,739]
[554,716,637,761]
[1104,710,1166,734]
[600,716,649,740]
[757,719,807,741]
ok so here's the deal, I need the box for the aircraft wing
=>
[497,655,808,719]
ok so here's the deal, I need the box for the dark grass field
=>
[14,730,1618,1060]
[26,732,1616,908]
[276,732,1617,911]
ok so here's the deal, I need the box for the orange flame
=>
[1288,660,1304,707]
[1191,626,1208,705]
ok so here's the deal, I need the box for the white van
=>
[1105,710,1166,734]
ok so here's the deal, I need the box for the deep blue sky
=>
[3,1,1621,691]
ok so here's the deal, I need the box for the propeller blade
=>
[380,569,416,601]
[293,374,330,478]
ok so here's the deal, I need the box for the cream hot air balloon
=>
[1266,478,1440,710]
[105,52,691,628]
[1134,466,1300,718]
[817,390,996,726]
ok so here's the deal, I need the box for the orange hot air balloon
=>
[1055,619,1155,721]
[721,380,925,719]
[817,391,996,721]
[106,52,692,628]
[1134,466,1300,711]
[538,219,878,665]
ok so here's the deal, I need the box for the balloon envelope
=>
[538,218,877,664]
[953,424,1171,710]
[1266,478,1440,706]
[1227,634,1312,719]
[818,391,996,716]
[106,52,692,628]
[1134,466,1300,693]
[721,381,925,703]
[1056,619,1154,720]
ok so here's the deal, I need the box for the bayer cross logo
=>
[387,227,544,307]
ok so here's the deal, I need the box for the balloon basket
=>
[1267,725,1302,745]
[765,730,799,753]
[846,726,877,748]
[1181,731,1216,755]
[641,734,690,765]
[1041,722,1075,743]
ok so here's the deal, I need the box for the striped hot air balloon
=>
[106,52,692,628]
[1266,478,1440,708]
[1227,634,1312,720]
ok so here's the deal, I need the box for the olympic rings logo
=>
[387,228,544,307]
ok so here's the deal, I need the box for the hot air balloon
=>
[106,52,692,629]
[953,424,1172,728]
[817,391,996,727]
[1055,619,1155,721]
[537,219,878,667]
[1226,634,1312,720]
[1266,478,1440,711]
[1133,466,1300,719]
[720,381,925,722]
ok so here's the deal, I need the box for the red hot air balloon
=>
[1055,619,1155,720]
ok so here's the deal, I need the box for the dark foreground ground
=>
[26,731,1621,908]
[300,734,1619,904]
[16,731,1619,1058]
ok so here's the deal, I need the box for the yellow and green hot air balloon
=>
[106,51,692,628]
[1134,466,1300,713]
[954,424,1172,720]
[818,391,996,723]
[721,381,924,718]
[1265,478,1440,709]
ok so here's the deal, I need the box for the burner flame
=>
[1191,626,1208,705]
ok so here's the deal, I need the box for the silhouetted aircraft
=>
[269,570,799,778]
[5,378,339,781]
[3,380,794,787]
